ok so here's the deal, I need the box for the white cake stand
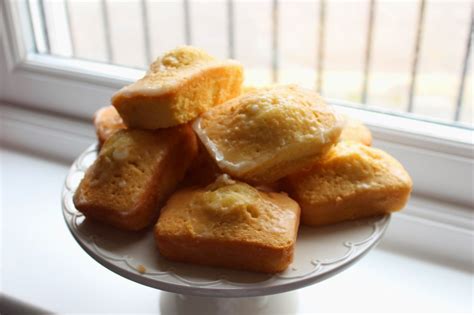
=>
[62,144,390,298]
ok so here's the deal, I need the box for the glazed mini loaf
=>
[193,85,342,184]
[181,142,222,187]
[154,175,300,273]
[73,126,198,231]
[93,106,126,147]
[112,46,243,129]
[284,141,412,226]
[339,115,372,146]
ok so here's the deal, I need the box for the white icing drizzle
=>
[114,60,241,99]
[192,118,258,173]
[112,148,129,161]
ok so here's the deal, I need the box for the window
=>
[7,0,473,126]
[1,0,473,216]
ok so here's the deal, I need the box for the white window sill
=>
[0,147,472,313]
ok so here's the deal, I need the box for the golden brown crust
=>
[73,125,198,231]
[112,46,243,129]
[193,85,343,184]
[93,106,126,148]
[154,177,300,273]
[339,115,372,146]
[156,235,294,273]
[180,141,222,187]
[284,141,412,226]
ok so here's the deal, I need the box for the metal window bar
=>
[101,0,114,63]
[361,0,376,104]
[141,0,153,65]
[454,4,473,122]
[37,0,50,54]
[227,0,235,59]
[272,0,279,83]
[64,0,76,57]
[407,0,426,113]
[183,0,192,45]
[25,0,38,53]
[316,0,326,94]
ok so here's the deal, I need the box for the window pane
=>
[24,0,474,127]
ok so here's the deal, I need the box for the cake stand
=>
[62,144,390,299]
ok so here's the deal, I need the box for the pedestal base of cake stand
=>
[159,291,299,315]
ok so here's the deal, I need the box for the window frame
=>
[1,1,473,214]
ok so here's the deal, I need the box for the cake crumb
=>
[137,264,146,274]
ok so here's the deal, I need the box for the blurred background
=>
[27,0,473,125]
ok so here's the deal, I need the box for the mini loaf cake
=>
[73,126,198,231]
[284,141,412,226]
[339,115,372,146]
[241,85,258,94]
[193,85,343,184]
[154,175,300,273]
[94,106,126,147]
[112,46,243,129]
[181,142,222,187]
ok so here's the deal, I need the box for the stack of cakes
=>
[74,46,412,274]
